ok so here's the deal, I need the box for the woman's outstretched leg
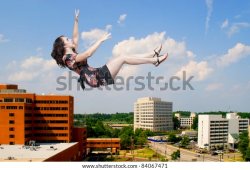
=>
[106,54,167,79]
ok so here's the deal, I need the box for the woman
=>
[51,10,168,90]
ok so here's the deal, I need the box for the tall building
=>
[198,113,249,150]
[134,97,173,132]
[0,84,87,161]
[175,112,196,129]
[0,84,74,144]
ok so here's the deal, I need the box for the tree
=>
[119,133,131,149]
[136,132,147,147]
[95,121,106,137]
[245,147,250,162]
[119,126,134,149]
[173,116,180,130]
[238,131,249,160]
[180,136,190,148]
[168,133,181,143]
[191,116,198,130]
[171,150,180,160]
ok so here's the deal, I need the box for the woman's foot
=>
[153,44,162,58]
[154,53,168,67]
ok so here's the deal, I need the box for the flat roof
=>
[87,138,120,141]
[0,143,77,162]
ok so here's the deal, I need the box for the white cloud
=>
[216,43,250,67]
[0,34,9,43]
[227,22,250,37]
[81,25,111,48]
[221,19,229,29]
[205,0,214,34]
[176,60,213,81]
[8,56,57,82]
[206,83,223,91]
[117,14,127,25]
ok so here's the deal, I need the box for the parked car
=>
[210,151,218,156]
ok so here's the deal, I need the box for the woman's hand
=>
[75,9,80,21]
[100,32,111,42]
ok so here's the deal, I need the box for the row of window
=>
[88,142,119,145]
[2,98,69,104]
[33,127,68,130]
[1,106,69,111]
[2,98,32,103]
[139,125,171,127]
[34,107,68,111]
[33,133,68,137]
[9,120,69,124]
[7,113,69,117]
[33,120,68,124]
[34,100,68,104]
[25,113,68,117]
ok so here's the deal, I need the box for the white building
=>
[175,112,196,129]
[134,97,173,132]
[198,113,249,150]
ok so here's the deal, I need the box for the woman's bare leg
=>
[106,54,167,79]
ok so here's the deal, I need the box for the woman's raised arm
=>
[75,32,111,62]
[73,9,80,50]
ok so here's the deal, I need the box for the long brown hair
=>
[51,36,66,68]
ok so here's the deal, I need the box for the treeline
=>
[86,120,154,149]
[74,112,133,126]
[173,111,250,118]
[74,112,153,149]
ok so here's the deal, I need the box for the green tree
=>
[180,136,190,148]
[171,150,180,160]
[119,133,131,149]
[245,147,250,162]
[191,116,198,130]
[168,133,181,143]
[238,131,249,160]
[173,116,180,130]
[136,131,147,147]
[95,121,106,137]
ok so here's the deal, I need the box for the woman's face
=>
[61,36,75,49]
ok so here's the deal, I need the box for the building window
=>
[9,127,15,131]
[4,98,13,102]
[9,113,15,117]
[9,135,15,138]
[6,106,17,109]
[15,98,24,102]
[9,142,15,145]
[26,98,33,103]
[9,120,15,124]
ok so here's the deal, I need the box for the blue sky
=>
[1,0,250,113]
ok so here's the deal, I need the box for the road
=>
[149,142,221,162]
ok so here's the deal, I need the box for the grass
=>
[118,148,166,160]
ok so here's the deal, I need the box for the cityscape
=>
[0,84,249,162]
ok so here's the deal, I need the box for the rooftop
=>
[0,143,77,162]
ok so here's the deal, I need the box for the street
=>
[149,142,221,162]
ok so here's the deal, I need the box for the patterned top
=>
[62,53,103,87]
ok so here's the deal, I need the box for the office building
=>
[0,84,87,161]
[198,113,249,150]
[134,97,173,132]
[175,112,196,129]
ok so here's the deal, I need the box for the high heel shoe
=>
[153,53,168,67]
[153,44,162,58]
